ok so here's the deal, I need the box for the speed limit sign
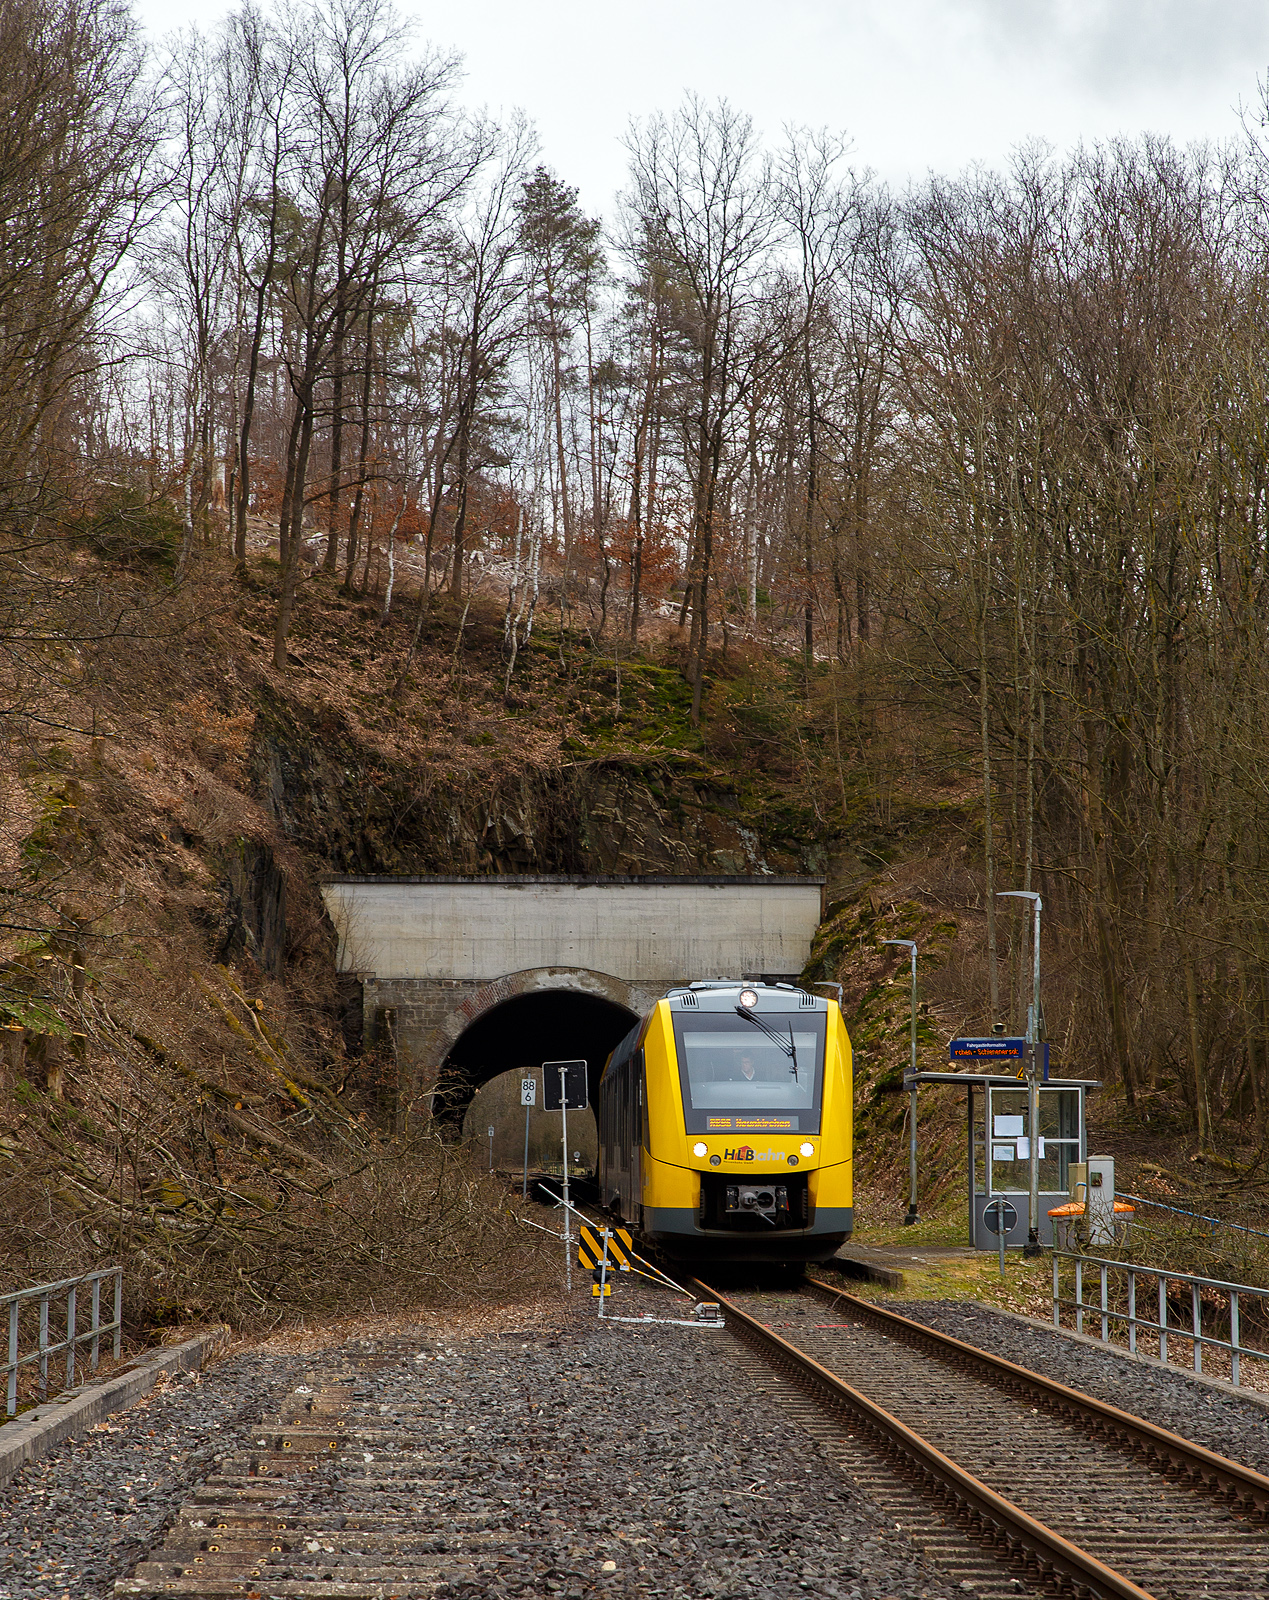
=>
[521,1078,537,1107]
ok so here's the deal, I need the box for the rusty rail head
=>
[692,1276,1157,1600]
[803,1277,1269,1518]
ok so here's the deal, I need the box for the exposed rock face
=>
[247,694,815,880]
[215,837,287,977]
[571,767,771,874]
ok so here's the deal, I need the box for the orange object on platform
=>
[1046,1200,1135,1217]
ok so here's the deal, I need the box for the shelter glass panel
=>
[985,1085,1081,1194]
[972,1088,988,1195]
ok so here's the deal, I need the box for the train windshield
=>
[672,1011,826,1135]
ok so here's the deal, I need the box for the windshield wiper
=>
[734,1007,800,1081]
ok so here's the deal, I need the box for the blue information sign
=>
[951,1036,1027,1059]
[949,1038,1050,1077]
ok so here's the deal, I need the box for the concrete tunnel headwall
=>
[318,874,827,1131]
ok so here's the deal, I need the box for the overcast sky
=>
[133,0,1269,215]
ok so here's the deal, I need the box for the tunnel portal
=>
[435,986,639,1133]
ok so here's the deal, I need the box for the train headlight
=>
[800,1141,814,1157]
[693,1141,708,1158]
[787,1155,799,1166]
[739,988,758,1007]
[709,1154,721,1166]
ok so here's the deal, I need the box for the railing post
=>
[7,1300,17,1417]
[113,1270,122,1359]
[1127,1268,1137,1355]
[1159,1275,1168,1365]
[91,1276,101,1371]
[1052,1254,1060,1326]
[1075,1258,1084,1335]
[1193,1281,1203,1373]
[1100,1263,1108,1343]
[65,1284,76,1389]
[38,1293,48,1400]
[1231,1290,1240,1387]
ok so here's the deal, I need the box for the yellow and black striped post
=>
[578,1224,633,1271]
[578,1224,633,1301]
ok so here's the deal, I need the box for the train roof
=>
[661,980,833,1013]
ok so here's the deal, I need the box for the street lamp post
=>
[997,890,1043,1256]
[884,939,920,1226]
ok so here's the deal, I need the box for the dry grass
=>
[0,962,559,1332]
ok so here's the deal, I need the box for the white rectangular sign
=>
[521,1078,537,1107]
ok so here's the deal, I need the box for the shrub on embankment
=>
[1,952,553,1332]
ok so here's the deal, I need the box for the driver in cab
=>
[729,1051,770,1083]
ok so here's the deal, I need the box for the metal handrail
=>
[3,1267,123,1416]
[1052,1250,1269,1386]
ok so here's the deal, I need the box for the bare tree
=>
[515,168,602,627]
[0,0,159,503]
[226,4,296,569]
[269,0,471,669]
[443,116,534,600]
[623,97,779,721]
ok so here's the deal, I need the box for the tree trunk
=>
[273,397,316,669]
[981,604,998,1025]
[448,414,472,599]
[344,296,377,593]
[324,293,348,572]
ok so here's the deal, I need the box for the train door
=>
[601,1072,618,1210]
[616,1054,633,1220]
[632,1049,645,1224]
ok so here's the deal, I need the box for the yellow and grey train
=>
[597,980,852,1263]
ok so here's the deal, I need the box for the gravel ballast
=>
[0,1349,305,1599]
[414,1283,962,1600]
[890,1298,1269,1476]
[1,1281,967,1600]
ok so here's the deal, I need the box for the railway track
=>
[102,1236,1269,1600]
[693,1274,1269,1600]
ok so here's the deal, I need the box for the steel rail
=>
[804,1276,1269,1517]
[692,1275,1154,1600]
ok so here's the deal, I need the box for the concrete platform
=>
[821,1240,981,1291]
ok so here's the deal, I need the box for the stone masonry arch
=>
[429,967,646,1134]
[435,966,644,1055]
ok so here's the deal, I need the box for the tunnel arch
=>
[431,967,642,1135]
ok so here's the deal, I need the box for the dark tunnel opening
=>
[434,989,639,1134]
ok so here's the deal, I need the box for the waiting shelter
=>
[906,1070,1101,1249]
